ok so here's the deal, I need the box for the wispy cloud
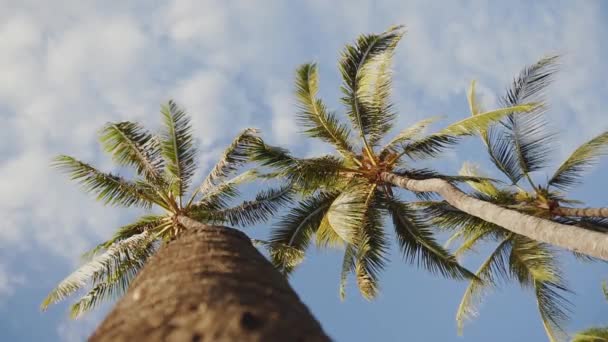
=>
[0,1,607,340]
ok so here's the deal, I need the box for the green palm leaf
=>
[296,63,354,158]
[352,195,388,300]
[548,131,608,191]
[402,104,536,160]
[248,138,345,191]
[459,162,501,197]
[326,182,373,244]
[82,215,167,259]
[358,39,399,146]
[196,128,259,196]
[41,232,154,311]
[453,229,495,258]
[440,104,537,136]
[339,25,404,150]
[159,100,196,200]
[339,244,357,300]
[70,238,156,318]
[509,236,571,342]
[207,185,293,227]
[253,239,305,276]
[269,191,339,272]
[419,200,505,239]
[381,116,442,155]
[384,196,476,280]
[52,156,157,209]
[457,237,513,334]
[316,214,346,248]
[481,56,559,185]
[98,121,164,183]
[572,328,608,342]
[197,170,259,210]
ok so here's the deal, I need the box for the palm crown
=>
[41,101,291,317]
[424,56,608,341]
[249,25,538,299]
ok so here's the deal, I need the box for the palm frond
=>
[358,39,399,146]
[196,170,258,210]
[41,232,154,310]
[509,236,571,341]
[316,214,346,248]
[548,131,608,191]
[402,103,536,160]
[509,236,564,285]
[457,237,513,334]
[295,63,354,158]
[483,56,559,184]
[248,138,344,191]
[159,100,197,199]
[207,185,293,227]
[501,112,555,186]
[326,182,373,244]
[339,25,405,149]
[419,200,505,240]
[441,104,537,136]
[339,244,357,300]
[353,195,388,300]
[381,116,442,155]
[253,239,305,276]
[453,229,495,258]
[197,128,259,195]
[384,196,476,280]
[270,191,339,272]
[572,327,608,342]
[459,162,501,197]
[70,239,157,318]
[98,122,164,183]
[535,282,571,342]
[504,56,559,107]
[400,134,460,160]
[82,215,167,259]
[52,156,157,208]
[466,80,483,117]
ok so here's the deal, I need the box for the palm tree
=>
[428,162,572,341]
[244,25,539,299]
[571,282,608,342]
[422,56,608,341]
[41,101,330,341]
[248,26,608,278]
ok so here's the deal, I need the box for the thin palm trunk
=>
[89,216,330,342]
[553,206,608,218]
[380,172,608,261]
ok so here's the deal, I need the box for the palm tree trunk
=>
[380,172,608,261]
[553,206,608,218]
[89,216,330,342]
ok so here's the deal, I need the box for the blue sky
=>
[1,1,607,341]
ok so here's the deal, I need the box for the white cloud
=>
[0,1,607,340]
[0,263,24,300]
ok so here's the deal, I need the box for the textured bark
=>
[89,216,330,342]
[553,206,608,218]
[381,172,608,261]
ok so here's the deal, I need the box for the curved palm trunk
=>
[553,206,608,218]
[89,216,330,342]
[380,172,608,261]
